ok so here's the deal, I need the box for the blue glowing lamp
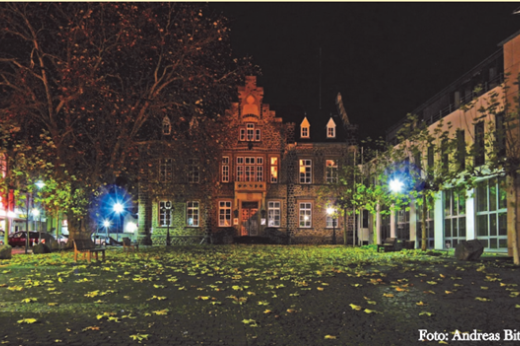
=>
[113,202,124,214]
[389,178,404,193]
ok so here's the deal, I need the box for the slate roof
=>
[271,104,351,144]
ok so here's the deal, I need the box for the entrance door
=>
[241,201,259,236]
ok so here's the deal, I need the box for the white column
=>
[434,191,444,250]
[409,202,417,243]
[375,204,381,245]
[390,204,396,238]
[466,188,475,240]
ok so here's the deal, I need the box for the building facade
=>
[137,76,356,245]
[377,30,520,254]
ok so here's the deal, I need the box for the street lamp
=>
[389,178,404,193]
[327,207,337,245]
[160,201,173,246]
[103,219,111,246]
[31,208,39,246]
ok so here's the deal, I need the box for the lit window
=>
[270,157,278,183]
[299,159,312,184]
[300,117,310,138]
[159,201,173,226]
[222,157,229,183]
[299,202,312,228]
[325,159,338,183]
[187,201,199,227]
[219,201,232,227]
[239,123,261,142]
[188,159,199,183]
[159,159,172,182]
[162,116,171,135]
[268,201,281,227]
[236,157,263,182]
[247,123,254,141]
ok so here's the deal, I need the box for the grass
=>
[0,245,517,345]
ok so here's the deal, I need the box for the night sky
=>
[210,3,520,140]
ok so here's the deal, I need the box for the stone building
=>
[137,76,356,245]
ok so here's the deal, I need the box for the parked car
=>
[8,231,40,247]
[57,235,68,244]
[91,233,110,246]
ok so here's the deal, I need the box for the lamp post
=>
[35,180,44,244]
[103,219,111,246]
[113,202,124,244]
[31,208,39,244]
[160,201,172,246]
[327,207,337,245]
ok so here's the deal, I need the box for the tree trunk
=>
[352,208,356,247]
[66,210,92,246]
[512,175,519,265]
[421,193,427,251]
[343,209,347,246]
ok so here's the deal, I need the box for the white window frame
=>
[188,159,200,183]
[222,156,229,183]
[239,123,261,142]
[476,177,507,250]
[159,158,173,182]
[162,116,171,135]
[326,215,338,228]
[187,201,199,227]
[301,126,309,138]
[219,201,232,227]
[325,159,338,183]
[159,200,173,226]
[327,126,335,138]
[299,159,312,184]
[268,201,281,227]
[236,157,263,182]
[299,202,312,228]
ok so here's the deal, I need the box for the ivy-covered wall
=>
[150,201,206,245]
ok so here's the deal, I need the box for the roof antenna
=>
[319,47,322,111]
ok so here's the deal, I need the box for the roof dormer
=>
[326,117,336,138]
[301,117,310,138]
[162,116,171,135]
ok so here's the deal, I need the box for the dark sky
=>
[209,3,520,140]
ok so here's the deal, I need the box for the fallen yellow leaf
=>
[349,303,362,311]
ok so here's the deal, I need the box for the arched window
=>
[162,116,171,135]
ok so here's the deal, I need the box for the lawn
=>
[0,245,518,345]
